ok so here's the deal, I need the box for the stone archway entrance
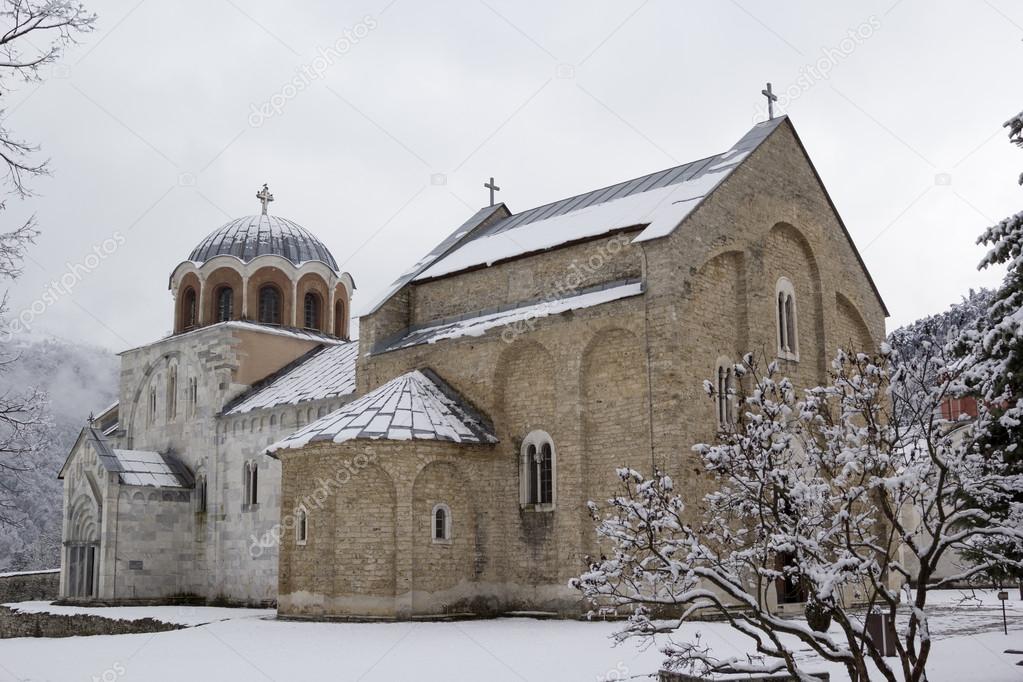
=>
[66,494,100,599]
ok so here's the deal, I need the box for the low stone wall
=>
[659,670,830,682]
[0,569,59,603]
[0,606,184,639]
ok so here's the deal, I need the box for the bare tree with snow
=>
[0,0,94,524]
[573,347,1023,682]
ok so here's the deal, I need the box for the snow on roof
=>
[111,449,194,489]
[361,204,508,316]
[121,320,346,355]
[374,280,644,354]
[223,342,358,415]
[405,117,785,283]
[0,569,59,578]
[266,369,497,455]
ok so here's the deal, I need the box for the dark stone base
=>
[0,606,184,639]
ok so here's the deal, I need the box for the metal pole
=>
[1004,598,1008,636]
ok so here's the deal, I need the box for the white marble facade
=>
[58,205,357,605]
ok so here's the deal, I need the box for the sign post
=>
[999,591,1009,635]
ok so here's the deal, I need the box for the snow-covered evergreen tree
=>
[958,110,1023,589]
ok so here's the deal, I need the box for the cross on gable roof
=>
[363,117,788,314]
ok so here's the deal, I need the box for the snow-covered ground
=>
[0,590,1020,681]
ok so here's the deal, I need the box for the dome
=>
[188,214,339,271]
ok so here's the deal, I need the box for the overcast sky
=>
[3,0,1020,351]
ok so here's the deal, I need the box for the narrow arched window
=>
[216,286,233,322]
[521,432,556,509]
[775,278,799,360]
[195,474,207,514]
[303,292,321,330]
[296,507,308,545]
[258,285,281,325]
[716,360,735,429]
[243,461,259,507]
[181,287,197,331]
[167,367,177,420]
[432,503,451,543]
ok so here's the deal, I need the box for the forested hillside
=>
[0,337,117,572]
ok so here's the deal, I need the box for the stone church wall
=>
[324,118,888,620]
[409,231,644,326]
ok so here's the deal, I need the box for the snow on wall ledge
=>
[376,280,645,354]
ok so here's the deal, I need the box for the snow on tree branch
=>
[574,348,1023,682]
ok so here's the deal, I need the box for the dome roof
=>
[188,215,338,270]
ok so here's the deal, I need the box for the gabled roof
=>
[266,369,497,455]
[363,118,786,315]
[222,341,358,415]
[58,426,193,489]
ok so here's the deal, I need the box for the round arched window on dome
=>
[215,286,234,322]
[303,292,321,331]
[181,287,197,331]
[258,285,282,325]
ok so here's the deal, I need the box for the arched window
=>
[167,367,177,420]
[334,300,346,338]
[148,387,157,425]
[258,285,282,325]
[215,286,233,322]
[188,377,198,416]
[296,507,308,545]
[715,359,735,429]
[195,474,207,514]
[181,287,197,331]
[243,460,259,507]
[432,503,451,542]
[520,431,556,509]
[303,292,321,330]
[776,278,799,360]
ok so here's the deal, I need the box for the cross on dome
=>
[256,183,274,215]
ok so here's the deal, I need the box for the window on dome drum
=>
[296,507,308,545]
[716,361,735,429]
[432,503,451,543]
[258,285,282,325]
[181,287,197,330]
[775,278,799,360]
[216,286,233,322]
[303,292,321,330]
[521,432,555,509]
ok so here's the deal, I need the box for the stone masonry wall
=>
[308,118,888,619]
[0,571,59,603]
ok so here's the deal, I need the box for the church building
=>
[58,116,886,618]
[267,116,887,619]
[58,185,358,605]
